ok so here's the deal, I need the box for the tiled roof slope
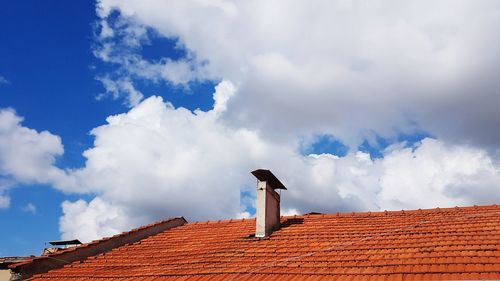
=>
[12,217,186,279]
[29,205,500,281]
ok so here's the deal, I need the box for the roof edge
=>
[186,204,499,225]
[10,217,187,279]
[296,204,499,218]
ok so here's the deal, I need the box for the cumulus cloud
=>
[57,93,500,241]
[0,109,76,209]
[213,80,236,114]
[66,93,266,226]
[62,0,500,237]
[5,1,500,243]
[94,0,500,150]
[60,198,134,242]
[376,139,500,209]
[0,109,71,189]
[3,92,499,242]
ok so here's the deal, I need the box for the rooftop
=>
[22,204,500,281]
[0,257,31,270]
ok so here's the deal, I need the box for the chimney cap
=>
[251,169,287,190]
[48,239,82,246]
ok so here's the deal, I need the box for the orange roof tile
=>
[24,204,500,280]
[11,217,186,279]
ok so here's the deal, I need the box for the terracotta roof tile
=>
[26,204,500,280]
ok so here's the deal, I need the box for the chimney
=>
[251,169,287,238]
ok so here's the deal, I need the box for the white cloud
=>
[0,109,77,210]
[22,203,37,214]
[4,1,500,244]
[92,10,216,105]
[0,109,71,188]
[94,0,500,149]
[96,76,144,106]
[57,94,500,242]
[67,93,264,228]
[213,80,236,114]
[376,139,500,210]
[3,93,500,242]
[60,198,134,242]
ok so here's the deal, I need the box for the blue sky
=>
[1,1,500,257]
[0,1,107,256]
[0,1,242,256]
[0,1,220,256]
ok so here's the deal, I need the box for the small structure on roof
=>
[0,257,31,281]
[47,239,82,247]
[42,239,82,256]
[251,169,287,238]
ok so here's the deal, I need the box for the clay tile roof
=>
[11,217,186,279]
[0,256,32,270]
[25,204,500,280]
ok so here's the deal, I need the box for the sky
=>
[1,0,500,257]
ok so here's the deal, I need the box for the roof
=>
[0,257,31,270]
[11,217,186,278]
[25,204,500,280]
[0,257,31,264]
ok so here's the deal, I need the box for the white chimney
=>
[251,169,287,238]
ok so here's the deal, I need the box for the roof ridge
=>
[297,204,500,218]
[184,204,500,225]
[189,217,252,225]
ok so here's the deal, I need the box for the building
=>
[0,257,30,281]
[9,170,500,280]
